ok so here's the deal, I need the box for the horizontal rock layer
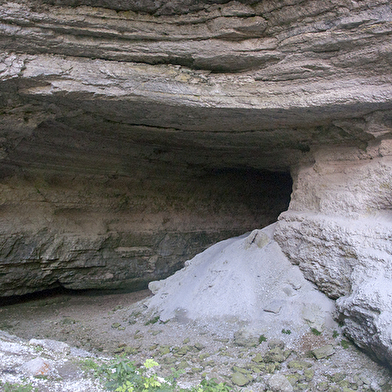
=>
[275,143,392,366]
[1,0,392,369]
[0,167,291,296]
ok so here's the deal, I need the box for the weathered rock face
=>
[1,0,392,368]
[275,142,392,366]
[0,166,291,296]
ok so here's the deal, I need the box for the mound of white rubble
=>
[146,223,338,341]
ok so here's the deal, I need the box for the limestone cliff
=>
[1,0,392,367]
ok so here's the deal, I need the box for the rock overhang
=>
[2,0,392,369]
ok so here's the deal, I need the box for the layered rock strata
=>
[1,0,392,368]
[275,141,392,366]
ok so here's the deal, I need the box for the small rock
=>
[287,360,312,370]
[234,330,259,348]
[231,372,251,387]
[124,346,139,355]
[22,357,52,376]
[317,381,329,391]
[265,363,276,373]
[174,345,192,356]
[268,374,294,392]
[339,380,351,388]
[312,345,335,359]
[264,300,284,314]
[194,342,205,351]
[268,339,285,350]
[176,360,189,369]
[158,345,171,355]
[29,338,70,355]
[264,348,286,363]
[304,369,314,381]
[232,366,251,374]
[331,372,346,383]
[161,356,176,365]
[286,374,300,386]
[252,353,264,363]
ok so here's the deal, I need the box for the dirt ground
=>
[1,288,392,391]
[0,289,154,354]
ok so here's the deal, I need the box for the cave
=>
[0,113,293,296]
[2,0,392,370]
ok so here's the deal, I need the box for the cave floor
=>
[1,289,391,391]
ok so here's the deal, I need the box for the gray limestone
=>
[0,0,392,370]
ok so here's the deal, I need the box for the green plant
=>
[340,340,350,349]
[311,328,321,336]
[145,316,160,326]
[192,378,234,392]
[282,329,291,335]
[79,358,100,374]
[98,358,173,392]
[332,330,339,339]
[96,358,236,392]
[116,380,135,392]
[1,381,37,392]
[258,334,267,344]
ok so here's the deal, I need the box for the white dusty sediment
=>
[146,223,338,343]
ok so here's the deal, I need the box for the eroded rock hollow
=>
[1,0,392,367]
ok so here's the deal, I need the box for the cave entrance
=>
[0,161,292,300]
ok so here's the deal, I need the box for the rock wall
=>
[275,140,392,366]
[1,0,392,367]
[0,167,291,296]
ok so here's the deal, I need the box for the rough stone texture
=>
[268,373,294,392]
[275,143,392,366]
[0,168,290,296]
[1,0,392,370]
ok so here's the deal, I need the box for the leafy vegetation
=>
[258,334,267,344]
[281,329,291,335]
[144,316,160,326]
[0,381,37,392]
[340,340,351,349]
[93,357,235,392]
[310,328,321,336]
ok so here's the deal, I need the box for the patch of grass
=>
[0,381,37,392]
[310,328,321,336]
[62,318,77,325]
[79,358,100,373]
[340,340,351,349]
[144,316,160,326]
[258,334,267,344]
[194,378,234,392]
[282,329,291,335]
[332,330,339,339]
